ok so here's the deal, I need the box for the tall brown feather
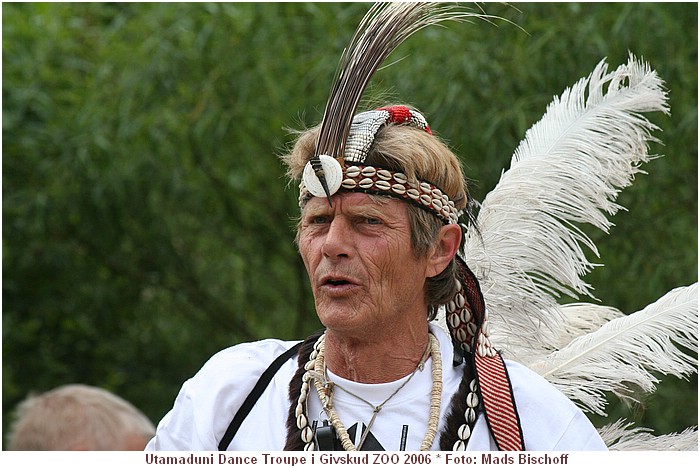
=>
[311,2,485,198]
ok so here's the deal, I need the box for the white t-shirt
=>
[146,325,607,451]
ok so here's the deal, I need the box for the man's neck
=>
[323,324,430,383]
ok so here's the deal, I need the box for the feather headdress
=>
[307,2,484,203]
[463,55,671,355]
[530,285,697,415]
[455,54,698,448]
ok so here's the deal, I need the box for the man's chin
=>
[316,306,366,331]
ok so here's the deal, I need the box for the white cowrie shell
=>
[457,424,471,440]
[361,166,377,177]
[301,426,314,443]
[358,177,374,189]
[391,184,407,195]
[407,188,420,200]
[345,166,361,178]
[467,392,479,408]
[456,328,467,342]
[341,178,357,189]
[377,169,392,180]
[375,180,391,191]
[393,172,408,184]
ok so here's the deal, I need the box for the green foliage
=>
[3,3,696,444]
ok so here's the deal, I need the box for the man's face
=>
[298,192,431,337]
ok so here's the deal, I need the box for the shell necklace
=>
[295,332,443,451]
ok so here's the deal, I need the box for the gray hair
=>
[7,384,155,450]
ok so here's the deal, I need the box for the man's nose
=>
[321,217,351,259]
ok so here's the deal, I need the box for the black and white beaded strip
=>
[445,278,497,359]
[452,378,480,451]
[295,334,325,451]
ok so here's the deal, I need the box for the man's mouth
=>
[319,275,357,290]
[326,278,351,286]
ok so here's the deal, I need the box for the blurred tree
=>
[3,2,696,444]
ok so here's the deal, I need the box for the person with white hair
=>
[7,383,155,451]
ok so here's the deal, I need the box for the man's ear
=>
[426,223,462,278]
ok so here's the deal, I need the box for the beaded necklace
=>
[317,339,432,450]
[294,333,448,451]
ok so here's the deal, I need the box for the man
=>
[146,3,643,451]
[7,384,155,450]
[145,104,607,451]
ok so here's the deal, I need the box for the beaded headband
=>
[300,106,462,225]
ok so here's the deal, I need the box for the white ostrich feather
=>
[513,303,625,366]
[463,55,670,356]
[528,284,698,416]
[553,303,626,347]
[599,419,698,451]
[430,52,693,449]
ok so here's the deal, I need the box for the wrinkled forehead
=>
[301,191,403,219]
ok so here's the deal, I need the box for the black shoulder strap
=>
[217,341,303,451]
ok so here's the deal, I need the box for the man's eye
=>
[312,216,329,224]
[365,217,381,225]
